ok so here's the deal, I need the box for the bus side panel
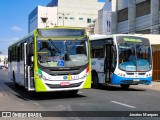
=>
[12,62,18,83]
[17,62,21,85]
[92,58,105,83]
[8,62,13,81]
[20,60,25,86]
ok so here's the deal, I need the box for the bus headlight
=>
[118,73,125,77]
[146,74,152,77]
[39,74,47,80]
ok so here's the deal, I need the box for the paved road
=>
[0,69,160,120]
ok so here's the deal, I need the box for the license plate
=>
[60,82,70,86]
[133,79,140,82]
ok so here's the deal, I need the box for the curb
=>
[131,82,160,91]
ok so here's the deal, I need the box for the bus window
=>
[91,40,104,58]
[17,46,20,62]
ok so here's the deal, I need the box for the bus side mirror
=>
[31,56,34,62]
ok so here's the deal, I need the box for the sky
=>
[0,0,105,54]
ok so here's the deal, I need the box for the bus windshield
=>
[117,36,151,72]
[37,39,88,67]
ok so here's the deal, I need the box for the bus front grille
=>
[45,81,83,89]
[138,73,146,75]
[121,80,149,84]
[126,73,134,75]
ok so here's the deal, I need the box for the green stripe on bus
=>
[38,68,42,75]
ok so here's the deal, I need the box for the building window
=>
[65,17,68,19]
[136,0,151,17]
[70,17,74,20]
[79,18,83,20]
[87,18,92,23]
[117,8,128,22]
[59,17,62,19]
[41,17,48,23]
[159,0,160,11]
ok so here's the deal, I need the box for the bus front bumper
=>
[112,74,152,85]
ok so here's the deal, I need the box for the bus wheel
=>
[92,73,99,89]
[120,84,130,90]
[67,90,78,96]
[13,72,19,89]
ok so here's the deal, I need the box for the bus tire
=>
[67,90,78,96]
[92,72,100,89]
[120,84,130,90]
[13,72,19,89]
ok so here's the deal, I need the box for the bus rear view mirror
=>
[31,56,34,62]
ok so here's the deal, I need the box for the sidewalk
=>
[131,82,160,91]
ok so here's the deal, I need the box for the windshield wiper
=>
[48,39,61,53]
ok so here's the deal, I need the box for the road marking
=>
[111,101,136,108]
[78,91,83,94]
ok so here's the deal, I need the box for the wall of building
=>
[28,0,104,33]
[29,6,57,33]
[0,55,7,67]
[28,7,38,33]
[94,0,112,34]
[115,0,160,34]
[54,0,104,27]
[37,6,57,28]
[117,0,128,10]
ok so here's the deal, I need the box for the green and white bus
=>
[8,27,91,95]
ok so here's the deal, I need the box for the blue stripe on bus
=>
[111,74,152,85]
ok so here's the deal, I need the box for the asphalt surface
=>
[0,69,160,120]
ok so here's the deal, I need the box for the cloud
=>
[11,26,23,32]
[0,37,22,54]
[0,38,19,51]
[11,38,19,41]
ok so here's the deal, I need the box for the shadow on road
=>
[4,82,86,101]
[92,84,146,91]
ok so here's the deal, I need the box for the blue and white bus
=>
[90,34,152,89]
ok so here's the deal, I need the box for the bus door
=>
[24,43,28,89]
[104,43,113,83]
[26,40,35,91]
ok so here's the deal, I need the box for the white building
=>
[28,0,104,33]
[28,6,57,33]
[95,0,160,34]
[0,54,7,67]
[94,0,112,34]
